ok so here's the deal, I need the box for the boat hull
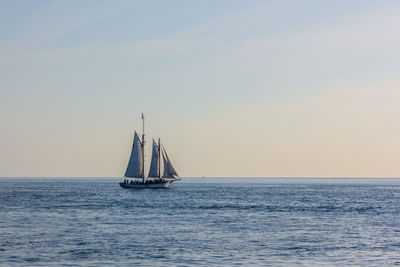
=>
[119,181,172,189]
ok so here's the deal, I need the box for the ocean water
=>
[1,178,400,266]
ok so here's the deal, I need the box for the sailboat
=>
[119,114,181,189]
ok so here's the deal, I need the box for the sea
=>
[1,178,400,266]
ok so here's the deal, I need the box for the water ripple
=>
[1,178,400,266]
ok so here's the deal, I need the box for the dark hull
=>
[119,181,172,189]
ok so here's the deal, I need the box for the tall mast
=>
[141,113,145,182]
[158,138,161,179]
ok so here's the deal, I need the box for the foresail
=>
[148,139,160,178]
[162,146,179,178]
[124,131,143,178]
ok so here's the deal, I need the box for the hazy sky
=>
[1,0,399,177]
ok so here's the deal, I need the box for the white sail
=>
[162,146,179,178]
[148,139,160,178]
[124,131,143,178]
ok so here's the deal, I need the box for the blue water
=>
[1,178,400,266]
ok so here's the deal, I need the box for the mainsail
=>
[148,139,160,178]
[162,146,179,178]
[124,131,143,178]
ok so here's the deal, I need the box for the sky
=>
[0,0,399,177]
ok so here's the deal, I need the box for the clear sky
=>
[1,0,399,177]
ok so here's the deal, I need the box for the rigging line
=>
[140,114,162,175]
[146,113,166,140]
[147,121,161,141]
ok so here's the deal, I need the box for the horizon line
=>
[0,176,399,179]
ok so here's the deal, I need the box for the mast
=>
[141,113,145,182]
[158,138,161,179]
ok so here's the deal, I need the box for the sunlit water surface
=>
[1,178,400,266]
